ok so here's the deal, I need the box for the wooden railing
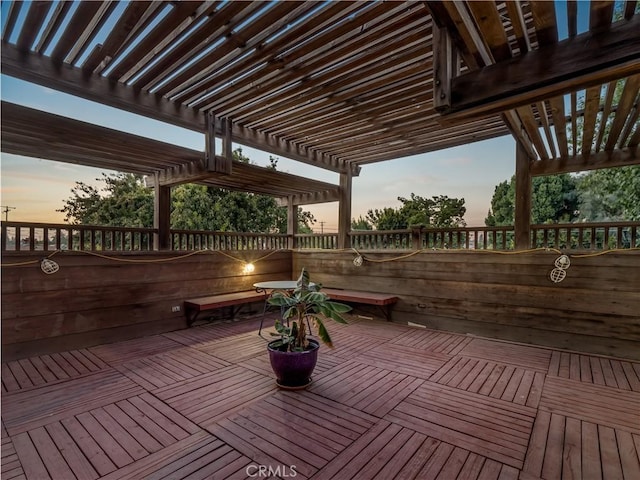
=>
[294,233,338,249]
[0,222,288,252]
[349,230,414,249]
[419,226,516,250]
[2,221,638,253]
[531,222,639,250]
[1,222,156,252]
[170,229,289,251]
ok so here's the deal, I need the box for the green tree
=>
[366,193,466,230]
[485,174,578,225]
[576,166,640,221]
[366,207,407,230]
[58,173,153,227]
[429,195,467,227]
[485,180,514,226]
[532,175,579,223]
[351,215,372,230]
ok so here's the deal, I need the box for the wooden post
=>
[433,24,453,112]
[287,196,296,250]
[222,116,233,162]
[205,112,232,174]
[337,169,352,249]
[153,174,171,250]
[514,143,532,250]
[411,225,423,250]
[205,110,215,166]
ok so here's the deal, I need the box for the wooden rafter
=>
[440,16,640,121]
[1,45,357,175]
[0,0,637,176]
[0,102,340,200]
[531,147,640,176]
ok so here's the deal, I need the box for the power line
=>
[0,206,16,221]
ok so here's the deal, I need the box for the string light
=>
[1,248,288,275]
[40,258,59,274]
[243,263,255,274]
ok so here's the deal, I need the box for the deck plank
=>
[539,376,640,433]
[154,365,276,427]
[89,335,184,364]
[386,381,536,469]
[459,338,552,371]
[2,316,639,480]
[355,342,450,379]
[310,361,423,417]
[1,370,145,436]
[115,347,231,390]
[97,432,239,480]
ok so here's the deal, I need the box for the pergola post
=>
[287,196,297,249]
[337,170,352,250]
[153,174,171,251]
[514,142,532,250]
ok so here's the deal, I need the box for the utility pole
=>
[319,221,325,234]
[1,206,16,221]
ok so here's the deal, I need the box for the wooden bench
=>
[322,288,399,321]
[184,290,265,327]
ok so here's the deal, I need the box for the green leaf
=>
[315,319,333,348]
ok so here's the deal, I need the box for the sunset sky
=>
[0,75,516,231]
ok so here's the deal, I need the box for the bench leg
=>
[186,309,200,327]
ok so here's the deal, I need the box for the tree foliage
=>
[485,167,638,225]
[58,148,315,233]
[575,166,640,221]
[351,215,373,230]
[365,193,466,230]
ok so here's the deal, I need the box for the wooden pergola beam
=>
[0,44,357,175]
[438,16,640,121]
[276,190,341,207]
[530,146,640,176]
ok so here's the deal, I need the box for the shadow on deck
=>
[2,314,639,479]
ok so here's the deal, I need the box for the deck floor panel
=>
[2,316,639,480]
[115,346,231,390]
[522,411,640,480]
[97,431,247,480]
[309,361,423,417]
[391,329,473,355]
[385,381,537,469]
[88,336,185,364]
[195,332,274,363]
[2,349,111,394]
[354,342,451,379]
[431,355,545,406]
[1,370,145,436]
[539,375,640,433]
[459,338,552,371]
[548,351,640,391]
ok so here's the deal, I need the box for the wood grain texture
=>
[2,316,639,479]
[294,250,640,360]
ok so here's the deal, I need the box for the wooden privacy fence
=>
[2,221,638,253]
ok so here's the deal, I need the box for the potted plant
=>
[266,268,351,388]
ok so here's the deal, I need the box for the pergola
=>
[2,4,640,478]
[2,0,639,248]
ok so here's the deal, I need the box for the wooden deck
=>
[2,315,639,480]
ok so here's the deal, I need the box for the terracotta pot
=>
[267,339,319,389]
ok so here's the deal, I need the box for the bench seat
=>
[322,288,398,320]
[184,290,264,326]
